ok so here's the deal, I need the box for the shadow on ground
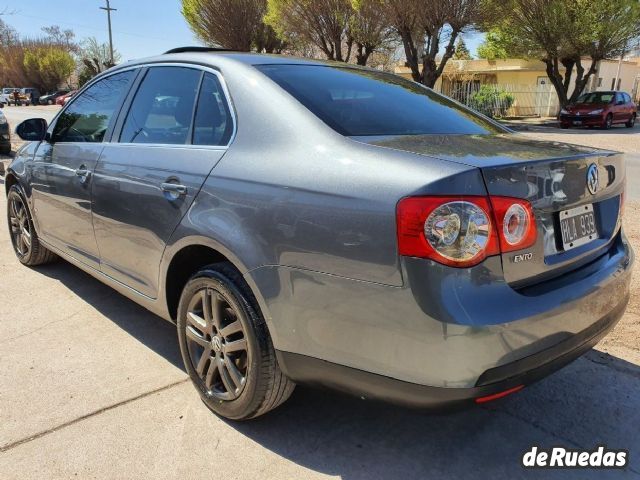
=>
[32,260,184,371]
[25,257,640,479]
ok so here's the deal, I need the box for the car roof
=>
[113,50,363,72]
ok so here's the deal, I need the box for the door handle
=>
[160,182,187,196]
[75,165,90,183]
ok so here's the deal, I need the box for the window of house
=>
[52,70,134,143]
[120,67,202,145]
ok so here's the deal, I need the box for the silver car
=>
[6,48,633,419]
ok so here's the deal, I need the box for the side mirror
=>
[15,118,48,142]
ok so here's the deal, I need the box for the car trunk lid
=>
[355,133,625,287]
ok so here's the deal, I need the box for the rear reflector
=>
[474,385,525,404]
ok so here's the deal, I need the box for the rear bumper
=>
[277,293,627,409]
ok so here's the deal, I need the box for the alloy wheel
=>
[185,287,249,401]
[8,195,31,257]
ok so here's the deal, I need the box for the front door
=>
[30,70,136,268]
[91,67,234,297]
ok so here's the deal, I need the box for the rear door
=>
[30,70,136,268]
[91,66,235,298]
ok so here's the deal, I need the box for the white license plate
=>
[572,120,582,125]
[559,204,597,251]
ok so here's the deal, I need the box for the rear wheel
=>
[7,185,57,265]
[603,114,613,129]
[626,114,636,128]
[177,262,294,420]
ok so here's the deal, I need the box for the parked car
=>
[56,90,77,106]
[559,91,637,129]
[0,88,12,107]
[6,49,633,420]
[39,90,70,105]
[0,109,9,154]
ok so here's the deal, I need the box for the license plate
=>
[573,120,582,125]
[559,204,597,251]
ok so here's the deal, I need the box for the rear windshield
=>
[257,65,504,136]
[577,92,615,104]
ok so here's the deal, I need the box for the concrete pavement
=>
[1,108,640,479]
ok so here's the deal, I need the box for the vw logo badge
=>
[587,164,599,195]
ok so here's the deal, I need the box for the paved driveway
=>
[1,115,639,479]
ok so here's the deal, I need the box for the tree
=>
[41,25,77,53]
[482,0,640,106]
[182,0,268,51]
[77,37,122,86]
[452,37,471,59]
[476,28,508,60]
[266,0,355,62]
[381,0,483,87]
[23,46,75,91]
[265,0,394,65]
[351,0,396,65]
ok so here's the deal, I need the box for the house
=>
[395,58,640,117]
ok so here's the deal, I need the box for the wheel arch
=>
[162,237,272,328]
[4,171,18,196]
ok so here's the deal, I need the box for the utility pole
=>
[99,0,117,65]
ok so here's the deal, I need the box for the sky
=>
[0,0,484,62]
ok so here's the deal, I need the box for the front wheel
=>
[7,185,57,265]
[626,114,636,128]
[603,114,613,129]
[177,263,295,420]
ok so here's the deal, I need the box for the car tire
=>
[603,114,613,129]
[7,184,58,266]
[177,262,295,420]
[625,114,636,128]
[47,99,53,105]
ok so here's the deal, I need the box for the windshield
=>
[576,92,614,104]
[257,65,505,136]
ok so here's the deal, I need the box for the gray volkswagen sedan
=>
[6,48,633,419]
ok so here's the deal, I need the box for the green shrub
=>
[468,85,515,118]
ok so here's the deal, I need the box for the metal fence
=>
[439,82,560,118]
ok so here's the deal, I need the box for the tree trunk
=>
[397,26,420,82]
[421,30,459,88]
[355,43,374,66]
[543,57,569,108]
[568,59,598,104]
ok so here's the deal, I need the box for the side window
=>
[615,93,624,104]
[52,70,134,143]
[120,67,201,145]
[623,93,631,103]
[192,73,233,146]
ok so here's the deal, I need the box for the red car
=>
[55,90,77,106]
[559,91,636,129]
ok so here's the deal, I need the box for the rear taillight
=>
[397,195,536,267]
[489,196,537,253]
